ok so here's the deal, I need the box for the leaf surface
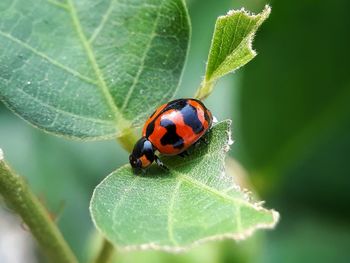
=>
[206,5,270,82]
[195,5,270,100]
[0,0,189,139]
[90,120,279,251]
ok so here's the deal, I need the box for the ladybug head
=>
[129,137,155,169]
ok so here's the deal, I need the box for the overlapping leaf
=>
[0,0,189,139]
[90,121,279,251]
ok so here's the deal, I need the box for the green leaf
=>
[195,5,270,100]
[0,0,190,140]
[90,120,279,251]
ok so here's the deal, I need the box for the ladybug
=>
[129,98,213,170]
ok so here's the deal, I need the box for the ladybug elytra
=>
[129,98,213,170]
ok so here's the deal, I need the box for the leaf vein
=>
[212,31,255,79]
[0,31,97,85]
[120,0,164,111]
[210,18,228,77]
[66,0,128,127]
[167,180,181,246]
[88,0,116,43]
[17,88,114,125]
[173,171,251,208]
[111,176,140,232]
[228,12,243,56]
[47,0,69,10]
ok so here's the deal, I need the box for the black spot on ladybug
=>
[145,99,187,138]
[145,119,155,137]
[195,99,212,125]
[160,119,184,149]
[204,110,211,124]
[166,99,187,111]
[181,104,204,134]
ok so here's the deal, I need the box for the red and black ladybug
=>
[129,98,213,170]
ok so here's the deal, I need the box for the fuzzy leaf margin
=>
[195,5,271,100]
[90,120,279,252]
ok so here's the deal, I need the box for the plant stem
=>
[0,151,78,263]
[194,79,215,101]
[117,127,138,152]
[92,238,115,263]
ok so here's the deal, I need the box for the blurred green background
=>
[1,0,350,262]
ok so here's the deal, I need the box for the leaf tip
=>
[252,199,280,229]
[0,148,3,161]
[223,4,271,20]
[258,5,272,28]
[261,207,280,227]
[262,5,271,17]
[272,209,280,225]
[232,208,280,242]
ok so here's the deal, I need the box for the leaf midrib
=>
[173,171,249,208]
[167,180,181,246]
[107,159,258,230]
[211,12,243,75]
[208,18,257,81]
[120,0,163,112]
[167,122,256,208]
[66,0,128,129]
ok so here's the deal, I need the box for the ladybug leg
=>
[154,155,169,171]
[178,150,189,158]
[194,136,209,148]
